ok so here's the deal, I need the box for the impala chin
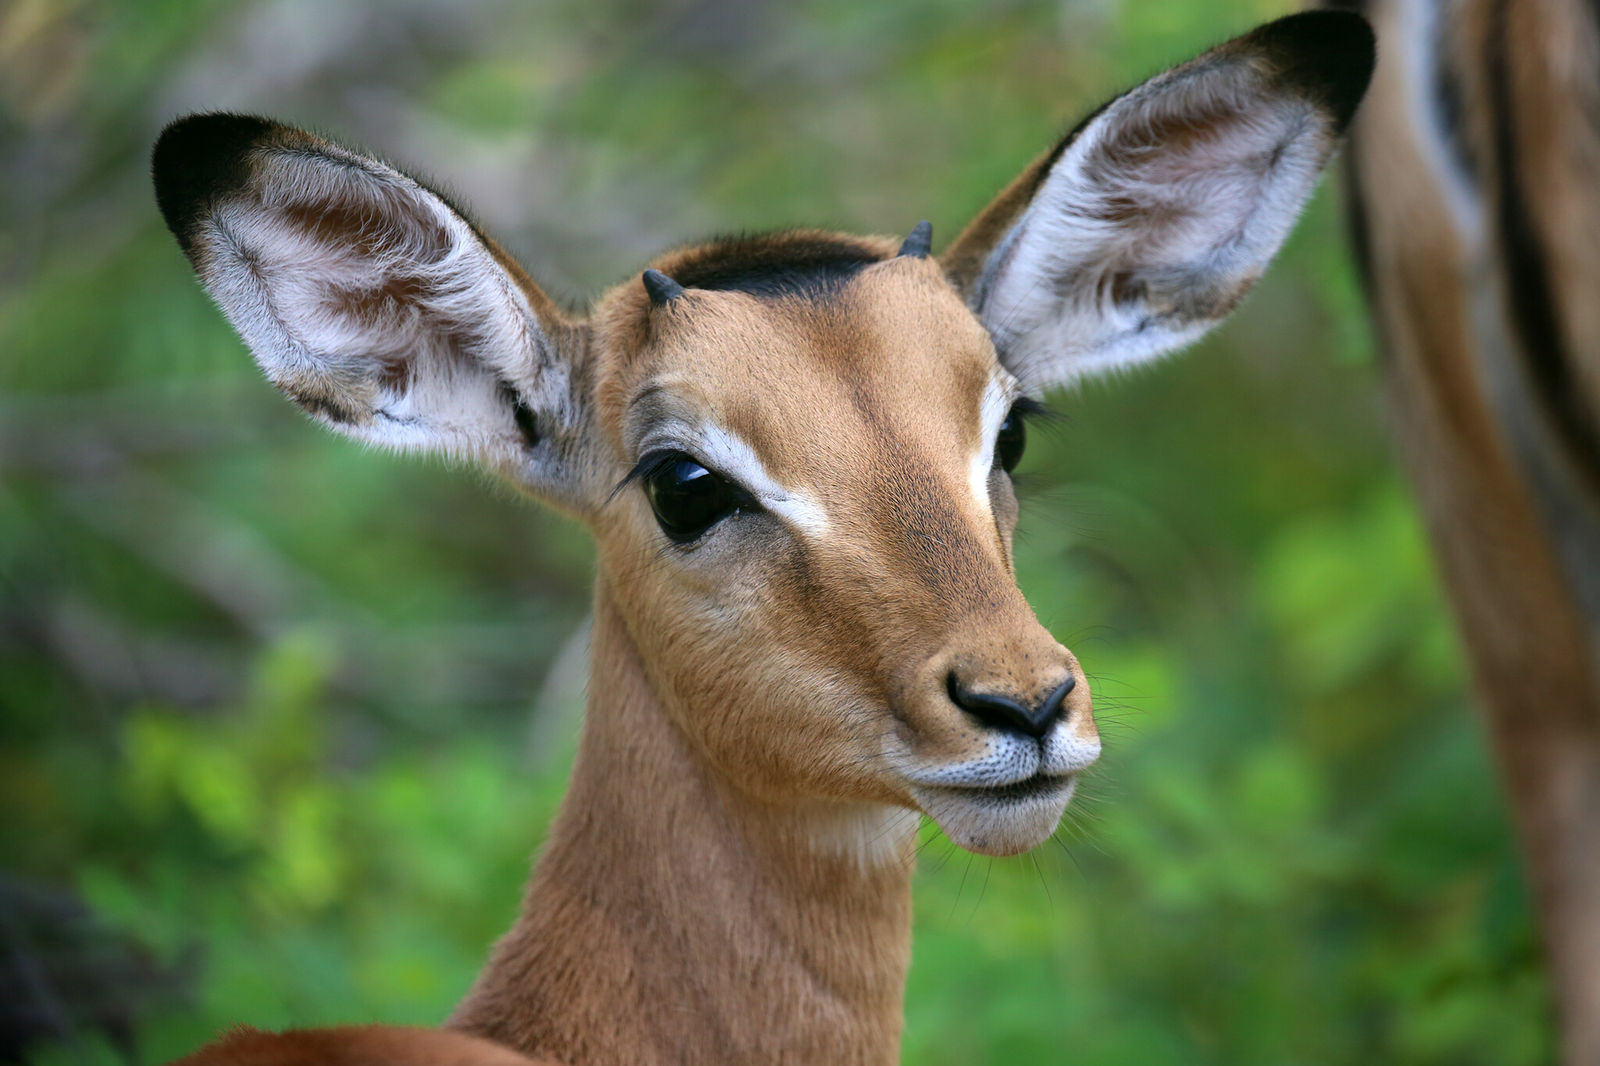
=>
[912,773,1078,856]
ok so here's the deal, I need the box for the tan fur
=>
[446,585,918,1063]
[1344,0,1600,1060]
[170,1026,555,1065]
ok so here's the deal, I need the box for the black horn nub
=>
[897,220,932,258]
[641,268,685,306]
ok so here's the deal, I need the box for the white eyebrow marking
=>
[641,420,831,538]
[969,374,1015,517]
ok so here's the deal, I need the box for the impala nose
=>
[946,672,1076,739]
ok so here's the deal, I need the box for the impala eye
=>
[640,452,749,543]
[995,405,1027,474]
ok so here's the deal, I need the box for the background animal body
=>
[1341,0,1600,1060]
[0,2,1554,1064]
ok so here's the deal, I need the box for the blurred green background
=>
[0,0,1549,1063]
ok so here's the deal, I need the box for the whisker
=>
[1029,850,1054,911]
[949,851,977,922]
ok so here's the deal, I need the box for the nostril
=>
[947,672,1072,739]
[1044,673,1075,711]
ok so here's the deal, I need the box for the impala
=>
[1341,0,1600,1060]
[155,13,1374,1064]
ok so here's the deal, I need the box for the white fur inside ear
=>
[192,141,562,473]
[975,57,1335,389]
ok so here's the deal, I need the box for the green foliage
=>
[0,1,1549,1063]
[28,632,568,1065]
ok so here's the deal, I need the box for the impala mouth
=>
[909,771,1078,856]
[922,772,1075,805]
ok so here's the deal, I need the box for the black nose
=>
[947,672,1075,739]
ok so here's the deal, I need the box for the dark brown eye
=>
[641,452,747,543]
[995,406,1027,473]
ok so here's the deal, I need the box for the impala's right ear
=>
[942,11,1375,391]
[153,113,598,513]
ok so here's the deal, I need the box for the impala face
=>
[588,238,1099,856]
[152,12,1372,859]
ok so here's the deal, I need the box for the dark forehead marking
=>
[663,231,886,300]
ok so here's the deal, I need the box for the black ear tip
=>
[152,112,277,250]
[1247,10,1377,133]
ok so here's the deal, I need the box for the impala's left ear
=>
[942,11,1375,390]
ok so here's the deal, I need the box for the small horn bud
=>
[897,220,932,258]
[642,269,685,306]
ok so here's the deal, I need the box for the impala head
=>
[152,13,1373,856]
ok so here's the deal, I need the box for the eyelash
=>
[1010,396,1051,421]
[608,448,686,503]
[631,449,686,482]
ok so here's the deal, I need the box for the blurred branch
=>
[0,384,286,477]
[26,592,238,707]
[524,613,590,765]
[53,466,377,640]
[23,461,564,711]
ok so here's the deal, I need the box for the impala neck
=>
[448,576,916,1065]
